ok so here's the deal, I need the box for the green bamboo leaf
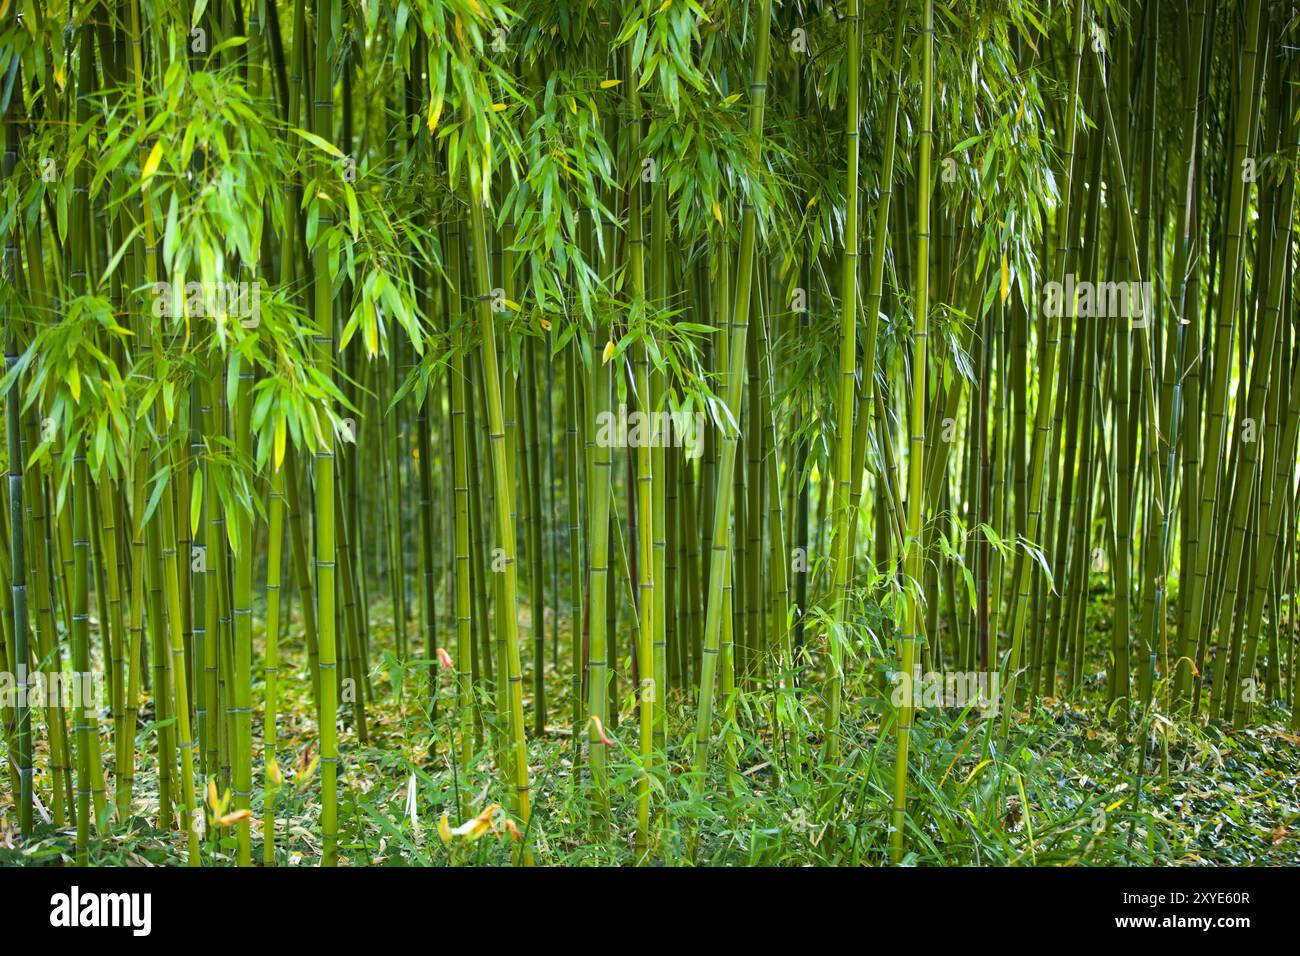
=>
[290,126,345,158]
[141,467,170,526]
[191,469,204,537]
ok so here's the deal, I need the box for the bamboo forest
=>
[0,0,1298,874]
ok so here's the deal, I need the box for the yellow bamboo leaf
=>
[712,201,723,225]
[142,140,164,183]
[274,416,287,471]
[539,316,552,331]
[657,0,672,12]
[428,97,444,133]
[602,340,615,364]
[207,778,221,815]
[492,102,508,112]
[437,813,452,843]
[364,310,379,357]
[999,252,1009,304]
[448,803,501,842]
[219,809,252,828]
[962,759,993,787]
[600,79,622,89]
[296,754,320,788]
[267,759,283,787]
